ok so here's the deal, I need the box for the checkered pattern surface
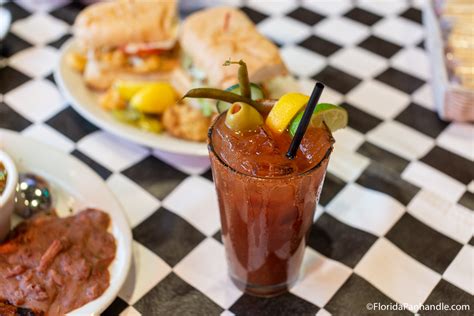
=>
[1,0,473,315]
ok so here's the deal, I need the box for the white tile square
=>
[402,161,466,203]
[326,183,405,236]
[77,131,149,172]
[220,311,235,316]
[21,123,74,153]
[367,121,435,160]
[333,126,365,152]
[258,16,311,45]
[281,45,326,77]
[443,245,474,295]
[327,146,370,183]
[437,123,474,161]
[120,306,141,316]
[174,238,242,309]
[373,17,424,46]
[359,0,408,16]
[355,238,441,310]
[315,17,370,46]
[408,190,473,244]
[330,47,388,79]
[11,13,69,45]
[346,80,410,119]
[119,241,172,305]
[316,309,332,316]
[302,0,352,16]
[468,181,474,193]
[412,83,436,111]
[107,173,161,228]
[291,247,352,307]
[152,149,211,175]
[4,79,65,122]
[391,47,430,80]
[299,79,343,105]
[247,0,297,15]
[9,46,59,78]
[163,176,221,236]
[314,204,325,222]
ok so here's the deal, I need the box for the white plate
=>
[0,129,132,316]
[54,39,208,156]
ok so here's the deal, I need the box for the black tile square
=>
[49,2,86,25]
[344,7,382,26]
[0,66,31,94]
[48,33,72,49]
[356,162,419,205]
[417,39,425,50]
[395,103,449,138]
[357,141,410,175]
[2,2,29,23]
[298,35,342,57]
[288,7,325,26]
[71,150,112,180]
[422,279,474,315]
[101,297,128,316]
[201,168,213,182]
[230,293,319,316]
[45,72,56,85]
[46,106,98,142]
[308,213,378,268]
[359,35,402,58]
[375,67,425,94]
[122,156,187,200]
[340,102,383,134]
[0,33,32,58]
[319,172,346,206]
[386,213,463,274]
[325,274,411,316]
[458,191,474,211]
[240,6,268,24]
[133,207,205,266]
[0,102,32,132]
[469,237,474,246]
[420,146,474,185]
[134,273,223,315]
[212,230,222,244]
[312,66,362,94]
[400,7,422,24]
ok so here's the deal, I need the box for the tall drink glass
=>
[208,113,334,297]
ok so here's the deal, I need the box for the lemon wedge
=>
[114,80,150,100]
[130,83,177,114]
[265,93,309,134]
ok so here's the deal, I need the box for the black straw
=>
[286,82,325,159]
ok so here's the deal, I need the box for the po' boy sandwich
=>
[71,0,179,90]
[173,7,299,112]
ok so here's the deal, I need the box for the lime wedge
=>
[289,103,348,136]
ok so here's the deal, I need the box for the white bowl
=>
[0,150,18,241]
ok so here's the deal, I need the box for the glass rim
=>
[207,113,334,181]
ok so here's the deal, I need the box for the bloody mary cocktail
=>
[208,111,334,296]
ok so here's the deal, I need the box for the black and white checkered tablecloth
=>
[1,0,473,315]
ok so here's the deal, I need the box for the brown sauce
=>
[0,209,116,316]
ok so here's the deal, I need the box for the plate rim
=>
[0,129,132,316]
[54,39,209,157]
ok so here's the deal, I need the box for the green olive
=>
[225,102,264,133]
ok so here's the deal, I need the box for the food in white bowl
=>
[0,150,18,241]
